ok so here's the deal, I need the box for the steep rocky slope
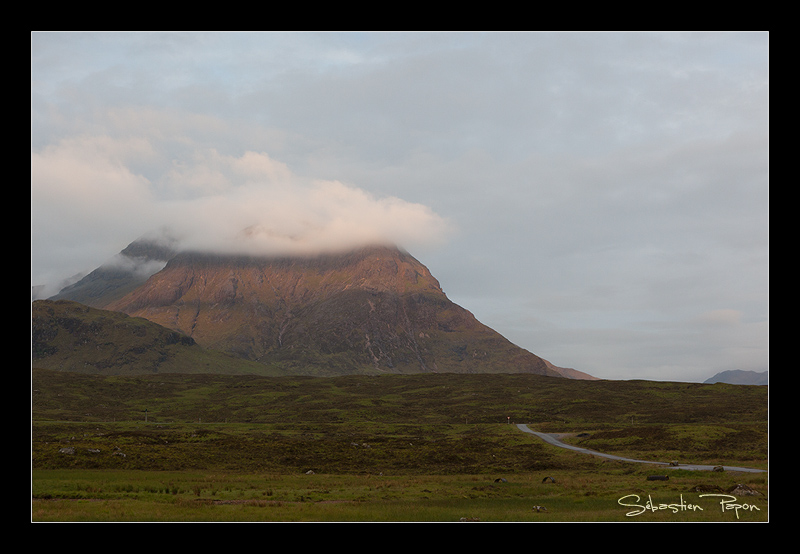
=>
[97,245,563,377]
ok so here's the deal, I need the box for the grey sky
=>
[31,31,769,382]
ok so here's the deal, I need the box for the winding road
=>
[516,424,766,473]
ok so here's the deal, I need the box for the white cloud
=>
[163,152,454,256]
[31,134,159,287]
[31,130,454,287]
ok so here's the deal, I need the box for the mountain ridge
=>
[48,234,178,308]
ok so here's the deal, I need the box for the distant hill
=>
[704,370,768,386]
[44,240,590,379]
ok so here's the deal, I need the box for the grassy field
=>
[31,368,768,522]
[32,467,768,522]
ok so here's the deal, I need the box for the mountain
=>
[46,240,580,378]
[704,370,768,386]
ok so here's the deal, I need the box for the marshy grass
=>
[32,369,768,522]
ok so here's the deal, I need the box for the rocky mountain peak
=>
[48,240,575,378]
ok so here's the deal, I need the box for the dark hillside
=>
[32,300,279,376]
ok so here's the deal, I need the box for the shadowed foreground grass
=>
[32,468,768,522]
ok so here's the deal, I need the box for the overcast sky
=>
[31,32,769,382]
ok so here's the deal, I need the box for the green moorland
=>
[31,368,768,522]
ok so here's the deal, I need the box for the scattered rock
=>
[541,476,556,483]
[532,505,548,512]
[727,484,762,496]
[59,447,75,455]
[494,477,507,483]
[459,517,481,522]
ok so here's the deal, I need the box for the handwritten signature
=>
[618,493,762,519]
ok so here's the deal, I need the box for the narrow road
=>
[516,424,766,473]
